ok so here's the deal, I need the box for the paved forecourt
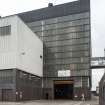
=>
[0,100,98,105]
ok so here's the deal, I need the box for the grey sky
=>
[0,0,105,91]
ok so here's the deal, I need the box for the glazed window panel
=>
[31,26,42,32]
[56,25,89,34]
[0,25,11,36]
[44,18,57,25]
[0,70,13,77]
[82,77,89,87]
[42,18,89,30]
[42,31,90,41]
[34,24,90,34]
[72,51,89,57]
[44,23,57,30]
[0,70,13,83]
[28,13,90,30]
[46,57,89,64]
[28,21,42,27]
[45,51,89,59]
[48,44,89,53]
[45,38,89,47]
[37,29,90,37]
[45,64,89,71]
[57,12,89,22]
[57,18,89,29]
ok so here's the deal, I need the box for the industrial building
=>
[18,0,91,100]
[0,0,91,101]
[0,15,43,101]
[99,73,105,105]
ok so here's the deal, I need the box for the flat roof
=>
[18,0,90,23]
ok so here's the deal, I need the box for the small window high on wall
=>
[0,25,11,36]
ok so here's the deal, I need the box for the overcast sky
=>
[0,0,105,90]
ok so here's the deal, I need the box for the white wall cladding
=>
[17,16,43,77]
[0,16,43,77]
[0,16,18,69]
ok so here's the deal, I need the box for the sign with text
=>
[58,70,71,77]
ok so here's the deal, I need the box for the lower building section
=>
[0,69,42,101]
[43,76,91,100]
[0,69,91,101]
[0,89,15,101]
[16,69,42,101]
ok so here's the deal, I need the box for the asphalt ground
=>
[0,100,98,105]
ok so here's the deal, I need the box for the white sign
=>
[58,70,71,77]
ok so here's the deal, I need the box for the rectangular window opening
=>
[0,25,11,36]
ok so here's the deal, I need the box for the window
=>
[0,25,11,36]
[0,70,13,83]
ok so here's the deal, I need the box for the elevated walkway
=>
[91,57,105,69]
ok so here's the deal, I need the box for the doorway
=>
[54,80,74,99]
